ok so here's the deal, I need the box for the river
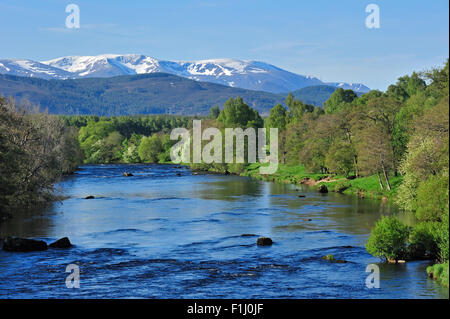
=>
[0,164,448,298]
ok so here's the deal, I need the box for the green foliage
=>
[285,92,314,122]
[332,181,351,193]
[265,104,287,131]
[209,105,221,119]
[366,216,411,260]
[325,141,355,177]
[0,97,82,214]
[427,262,449,287]
[415,174,449,222]
[227,163,246,175]
[436,211,449,261]
[138,135,163,163]
[322,254,335,261]
[217,97,263,128]
[409,222,440,260]
[324,88,357,114]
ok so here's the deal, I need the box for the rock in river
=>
[85,195,95,199]
[317,185,328,193]
[2,237,48,252]
[49,237,73,249]
[257,237,273,246]
[123,172,133,177]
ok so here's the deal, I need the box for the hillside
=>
[0,73,286,116]
[291,85,338,106]
[291,85,366,106]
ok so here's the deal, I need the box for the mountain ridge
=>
[0,54,370,94]
[0,72,287,116]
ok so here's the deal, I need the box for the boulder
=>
[256,237,273,246]
[297,195,306,198]
[49,237,72,249]
[317,185,328,193]
[85,195,95,199]
[322,254,348,263]
[123,172,133,177]
[2,237,47,252]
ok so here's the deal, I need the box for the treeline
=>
[0,97,83,217]
[60,115,194,164]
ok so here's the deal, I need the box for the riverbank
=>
[239,163,403,201]
[427,263,450,287]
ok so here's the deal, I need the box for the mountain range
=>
[0,54,370,94]
[0,73,287,116]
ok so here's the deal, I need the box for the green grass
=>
[427,262,449,287]
[241,163,325,182]
[241,163,402,201]
[325,174,403,200]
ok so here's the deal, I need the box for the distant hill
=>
[291,85,338,106]
[0,73,285,116]
[291,85,366,106]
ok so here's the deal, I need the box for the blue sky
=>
[0,0,448,90]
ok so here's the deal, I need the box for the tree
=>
[324,88,357,114]
[285,92,313,122]
[138,134,163,163]
[0,97,82,213]
[366,216,411,261]
[209,105,220,119]
[265,104,287,131]
[396,96,449,211]
[217,97,263,128]
[325,141,355,177]
[357,124,393,190]
[363,97,402,174]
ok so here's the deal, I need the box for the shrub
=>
[366,216,411,261]
[333,181,351,193]
[408,222,439,260]
[427,262,449,287]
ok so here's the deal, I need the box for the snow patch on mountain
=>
[0,54,370,93]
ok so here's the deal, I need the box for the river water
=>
[0,164,448,299]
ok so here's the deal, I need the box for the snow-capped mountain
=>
[325,82,370,93]
[0,59,73,80]
[0,54,370,93]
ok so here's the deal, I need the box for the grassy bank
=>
[239,163,402,201]
[427,263,449,287]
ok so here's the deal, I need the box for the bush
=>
[366,216,411,261]
[427,262,449,287]
[408,222,439,260]
[333,181,351,193]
